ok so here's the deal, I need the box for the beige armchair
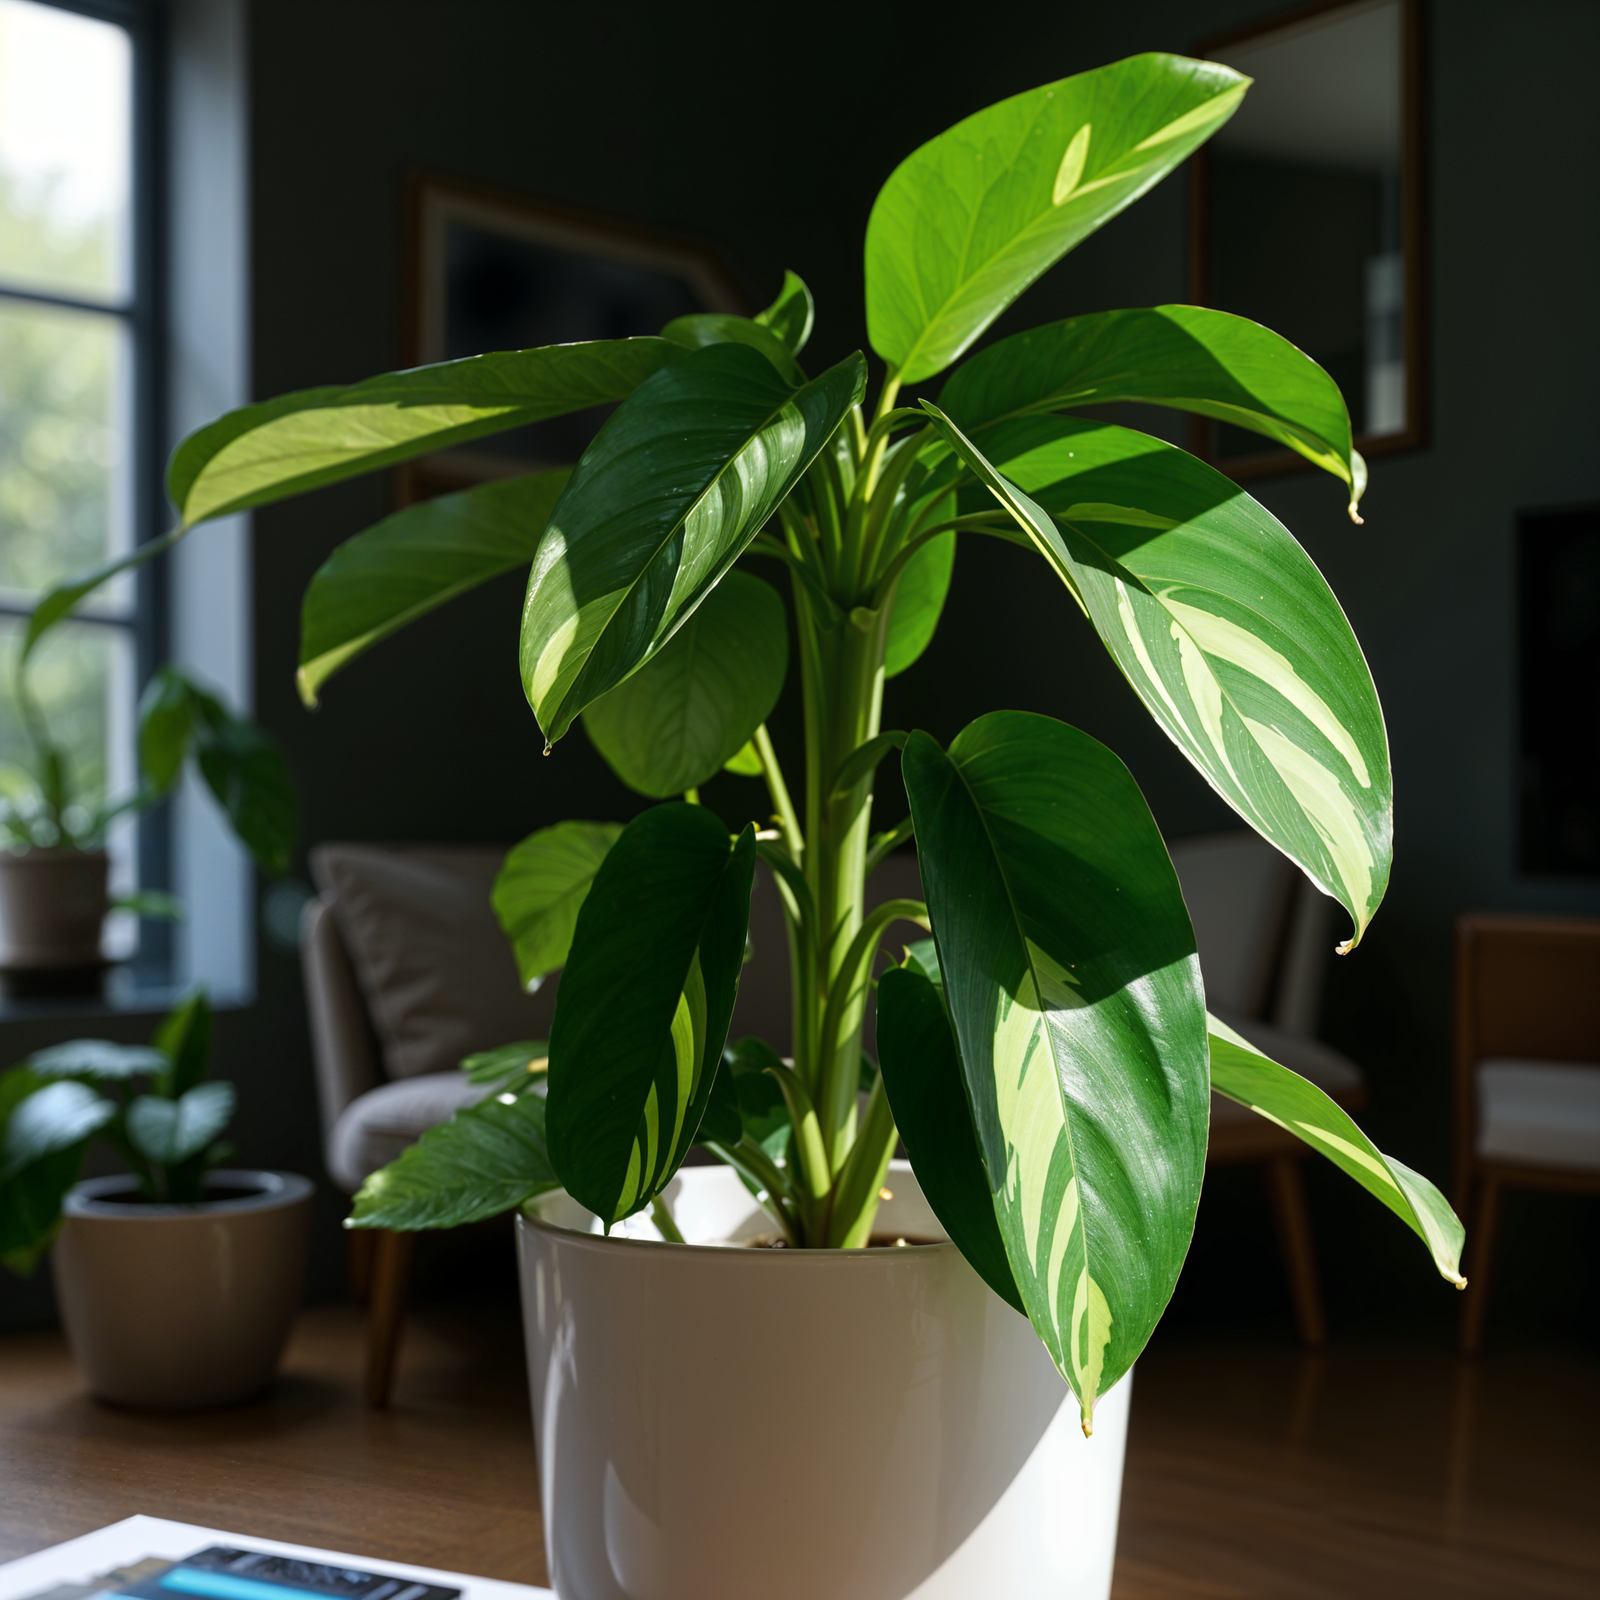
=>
[302,842,561,1404]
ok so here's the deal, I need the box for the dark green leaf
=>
[1,1072,114,1180]
[298,470,569,706]
[754,270,815,357]
[111,890,184,922]
[885,529,956,677]
[350,1089,558,1231]
[924,405,1391,951]
[939,306,1364,516]
[583,570,789,798]
[831,731,907,799]
[904,711,1208,1429]
[152,989,212,1096]
[27,1040,168,1082]
[662,314,806,384]
[126,1081,235,1166]
[1,1142,85,1276]
[878,963,1024,1313]
[1208,1013,1465,1285]
[461,1041,549,1093]
[492,821,624,987]
[137,666,198,793]
[866,54,1247,381]
[546,805,756,1224]
[520,343,865,744]
[168,340,680,528]
[191,697,297,876]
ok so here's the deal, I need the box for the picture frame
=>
[400,173,751,502]
[1187,0,1427,483]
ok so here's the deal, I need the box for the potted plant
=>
[0,988,313,1408]
[29,52,1466,1598]
[0,659,296,996]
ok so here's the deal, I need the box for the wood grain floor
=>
[0,1301,1595,1598]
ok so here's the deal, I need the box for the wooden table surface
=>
[1,1299,1595,1598]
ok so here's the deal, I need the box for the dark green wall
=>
[5,0,1597,1338]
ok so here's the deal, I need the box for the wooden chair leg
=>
[346,1225,377,1306]
[1458,1177,1502,1356]
[366,1228,414,1408]
[1263,1155,1328,1348]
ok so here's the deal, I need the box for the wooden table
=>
[1,1301,1595,1598]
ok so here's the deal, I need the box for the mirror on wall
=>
[1190,0,1424,474]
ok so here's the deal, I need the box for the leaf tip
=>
[294,666,319,710]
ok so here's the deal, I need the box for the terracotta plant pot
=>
[0,847,109,997]
[518,1161,1130,1600]
[52,1169,314,1409]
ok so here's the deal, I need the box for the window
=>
[0,0,156,960]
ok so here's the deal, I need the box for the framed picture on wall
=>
[401,173,751,501]
[1188,0,1427,480]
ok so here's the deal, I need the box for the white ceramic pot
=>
[0,847,108,969]
[52,1169,313,1409]
[518,1161,1130,1600]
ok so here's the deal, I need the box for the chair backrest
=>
[1167,831,1335,1033]
[1452,913,1600,1177]
[302,844,561,1140]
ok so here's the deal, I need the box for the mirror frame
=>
[1187,0,1428,480]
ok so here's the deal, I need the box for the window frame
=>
[0,0,170,978]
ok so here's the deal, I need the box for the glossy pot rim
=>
[64,1168,313,1219]
[521,1159,954,1262]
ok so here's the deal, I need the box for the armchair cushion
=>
[1476,1058,1600,1171]
[311,843,558,1082]
[327,1071,494,1193]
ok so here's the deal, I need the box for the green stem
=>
[816,897,928,1171]
[754,724,801,867]
[651,1193,687,1244]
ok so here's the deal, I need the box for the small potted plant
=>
[0,659,296,996]
[30,51,1467,1599]
[0,989,313,1409]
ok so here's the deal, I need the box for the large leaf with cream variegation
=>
[865,54,1247,383]
[938,305,1366,518]
[923,405,1391,951]
[520,343,865,745]
[903,712,1209,1431]
[546,804,756,1225]
[1207,1015,1465,1286]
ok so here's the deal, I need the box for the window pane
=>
[0,296,130,599]
[0,0,131,302]
[0,614,133,844]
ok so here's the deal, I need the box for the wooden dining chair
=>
[1452,913,1600,1354]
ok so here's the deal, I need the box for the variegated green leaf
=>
[904,712,1209,1430]
[866,54,1248,382]
[520,343,865,745]
[546,804,756,1224]
[923,405,1391,950]
[298,470,569,706]
[939,305,1365,517]
[1207,1014,1465,1286]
